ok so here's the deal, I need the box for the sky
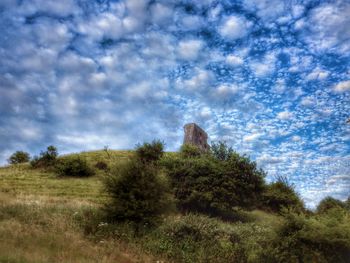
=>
[0,0,349,208]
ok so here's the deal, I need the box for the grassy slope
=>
[0,150,157,263]
[0,150,281,263]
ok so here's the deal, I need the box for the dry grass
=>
[0,192,155,263]
[0,150,159,263]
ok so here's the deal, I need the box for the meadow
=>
[1,149,349,263]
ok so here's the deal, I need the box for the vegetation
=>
[103,142,172,225]
[1,143,349,263]
[262,176,304,213]
[316,196,346,214]
[163,143,265,219]
[31,145,58,168]
[7,150,31,164]
[55,156,95,177]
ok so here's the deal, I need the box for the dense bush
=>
[7,151,30,164]
[316,196,346,214]
[135,140,164,163]
[180,144,202,158]
[262,209,350,262]
[95,161,108,171]
[162,144,265,219]
[30,145,58,168]
[55,157,95,177]
[210,141,234,161]
[262,176,304,213]
[103,141,172,225]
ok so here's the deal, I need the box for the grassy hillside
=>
[1,149,348,263]
[0,150,133,203]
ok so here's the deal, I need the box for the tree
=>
[8,151,30,164]
[31,145,58,168]
[103,141,172,225]
[163,143,266,219]
[316,196,346,214]
[262,176,304,213]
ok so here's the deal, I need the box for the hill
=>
[1,149,349,263]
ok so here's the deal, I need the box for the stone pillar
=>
[183,123,210,152]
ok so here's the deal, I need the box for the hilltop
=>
[1,147,349,263]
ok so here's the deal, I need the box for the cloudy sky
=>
[0,0,349,207]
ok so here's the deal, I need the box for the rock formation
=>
[183,123,210,152]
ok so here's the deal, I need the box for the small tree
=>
[31,145,58,168]
[210,141,234,161]
[135,140,164,163]
[55,157,95,177]
[316,196,346,214]
[180,144,202,158]
[8,151,30,164]
[262,176,304,213]
[103,140,172,225]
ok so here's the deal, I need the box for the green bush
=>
[103,153,172,225]
[210,141,233,161]
[142,213,273,263]
[162,149,265,219]
[55,157,95,177]
[262,209,350,263]
[316,196,346,214]
[180,144,202,158]
[262,176,304,213]
[95,161,108,171]
[135,140,164,163]
[30,145,58,168]
[7,151,30,164]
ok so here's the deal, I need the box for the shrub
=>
[316,196,346,214]
[95,161,108,171]
[180,144,202,158]
[55,157,95,177]
[262,176,304,213]
[135,140,164,163]
[262,209,350,263]
[30,145,58,168]
[163,149,266,218]
[7,151,30,164]
[103,147,172,225]
[210,141,233,161]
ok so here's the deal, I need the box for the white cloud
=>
[250,53,276,77]
[300,96,315,107]
[178,39,203,60]
[306,2,350,53]
[219,15,251,40]
[334,80,350,92]
[243,133,262,142]
[277,111,293,120]
[151,3,173,25]
[243,0,287,21]
[214,84,240,98]
[226,54,244,66]
[306,68,329,81]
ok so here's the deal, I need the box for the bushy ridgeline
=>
[2,142,350,262]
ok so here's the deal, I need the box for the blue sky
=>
[0,0,349,208]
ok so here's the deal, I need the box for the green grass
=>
[0,150,134,204]
[0,149,284,263]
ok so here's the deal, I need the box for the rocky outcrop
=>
[183,123,209,152]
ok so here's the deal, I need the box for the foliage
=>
[162,147,266,218]
[30,145,58,168]
[135,140,164,163]
[142,213,273,263]
[55,156,95,177]
[95,161,109,171]
[262,176,304,213]
[261,209,350,263]
[210,141,234,161]
[316,196,346,214]
[180,144,202,158]
[7,151,30,164]
[103,157,172,225]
